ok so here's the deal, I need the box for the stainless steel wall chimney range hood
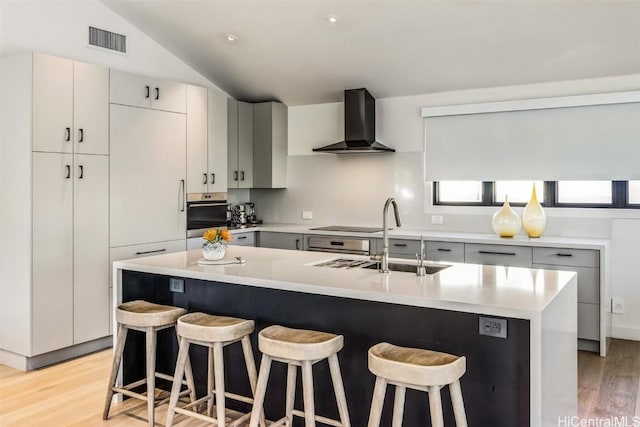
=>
[313,88,395,154]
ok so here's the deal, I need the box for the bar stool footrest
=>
[291,409,343,427]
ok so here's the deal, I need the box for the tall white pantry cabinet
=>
[1,53,110,368]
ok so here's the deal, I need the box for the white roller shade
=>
[423,93,640,181]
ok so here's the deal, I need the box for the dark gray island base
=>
[121,270,530,426]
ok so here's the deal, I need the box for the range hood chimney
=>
[313,88,395,154]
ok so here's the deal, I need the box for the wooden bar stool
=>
[249,325,351,427]
[103,300,196,427]
[367,342,468,427]
[166,312,266,427]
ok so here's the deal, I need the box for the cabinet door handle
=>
[234,171,239,181]
[155,87,160,100]
[145,85,150,99]
[478,250,516,256]
[135,248,166,256]
[179,179,185,212]
[65,127,71,142]
[393,243,407,247]
[78,128,84,142]
[203,173,208,184]
[65,165,71,179]
[78,165,84,179]
[556,253,573,257]
[240,171,245,181]
[211,173,215,184]
[437,248,452,252]
[238,236,247,240]
[295,239,300,250]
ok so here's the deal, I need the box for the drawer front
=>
[425,241,465,263]
[578,303,600,341]
[387,239,421,259]
[231,232,255,246]
[465,244,532,268]
[110,239,186,288]
[533,264,599,304]
[533,247,599,268]
[259,232,303,250]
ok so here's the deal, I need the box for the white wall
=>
[0,0,213,86]
[252,73,640,340]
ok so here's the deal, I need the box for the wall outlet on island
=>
[302,211,313,220]
[612,298,624,314]
[431,215,444,225]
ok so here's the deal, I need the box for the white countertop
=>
[114,246,576,320]
[227,223,609,250]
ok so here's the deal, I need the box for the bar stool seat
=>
[367,342,468,427]
[249,325,351,427]
[104,300,196,427]
[166,312,265,427]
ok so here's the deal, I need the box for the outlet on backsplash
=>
[431,215,444,225]
[302,211,313,220]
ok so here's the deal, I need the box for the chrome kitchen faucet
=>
[371,197,401,273]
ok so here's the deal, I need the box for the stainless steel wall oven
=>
[186,193,229,238]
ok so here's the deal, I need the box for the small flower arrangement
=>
[203,228,232,247]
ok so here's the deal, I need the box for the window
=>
[629,181,640,205]
[495,181,545,204]
[437,181,483,203]
[556,181,612,205]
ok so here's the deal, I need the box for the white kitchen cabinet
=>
[32,53,108,155]
[186,86,228,193]
[110,69,186,113]
[1,53,111,367]
[253,102,287,188]
[228,99,253,188]
[73,154,110,344]
[110,104,186,247]
[32,152,74,355]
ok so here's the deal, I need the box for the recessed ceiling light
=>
[327,15,339,24]
[224,34,237,43]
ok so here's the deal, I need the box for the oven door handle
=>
[188,203,230,208]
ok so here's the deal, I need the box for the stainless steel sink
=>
[362,262,450,275]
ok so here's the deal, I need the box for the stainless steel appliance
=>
[306,236,371,256]
[186,193,229,238]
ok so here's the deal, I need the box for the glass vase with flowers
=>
[202,228,232,260]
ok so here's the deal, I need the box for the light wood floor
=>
[1,339,639,426]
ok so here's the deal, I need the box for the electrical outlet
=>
[431,215,444,225]
[479,316,507,338]
[612,298,624,314]
[169,278,184,293]
[302,211,313,220]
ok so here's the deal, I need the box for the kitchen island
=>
[113,246,577,426]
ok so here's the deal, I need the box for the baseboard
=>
[611,325,640,341]
[1,336,112,371]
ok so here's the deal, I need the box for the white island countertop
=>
[114,245,576,320]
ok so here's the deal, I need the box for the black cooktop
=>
[310,226,383,233]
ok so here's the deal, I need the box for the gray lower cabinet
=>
[532,246,600,347]
[464,243,532,268]
[230,232,256,247]
[258,232,303,250]
[425,241,465,263]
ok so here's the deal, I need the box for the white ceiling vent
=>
[89,26,126,53]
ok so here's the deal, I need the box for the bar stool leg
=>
[450,380,468,427]
[428,385,444,427]
[166,337,190,427]
[249,355,272,427]
[213,341,226,426]
[301,360,316,427]
[241,336,266,427]
[207,346,215,416]
[285,364,297,427]
[175,332,197,404]
[367,376,387,427]
[145,326,157,427]
[103,323,128,420]
[328,354,351,427]
[391,386,406,427]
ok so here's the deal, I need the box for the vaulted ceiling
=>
[101,0,640,105]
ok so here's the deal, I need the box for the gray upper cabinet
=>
[253,102,288,188]
[228,99,253,188]
[227,99,287,189]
